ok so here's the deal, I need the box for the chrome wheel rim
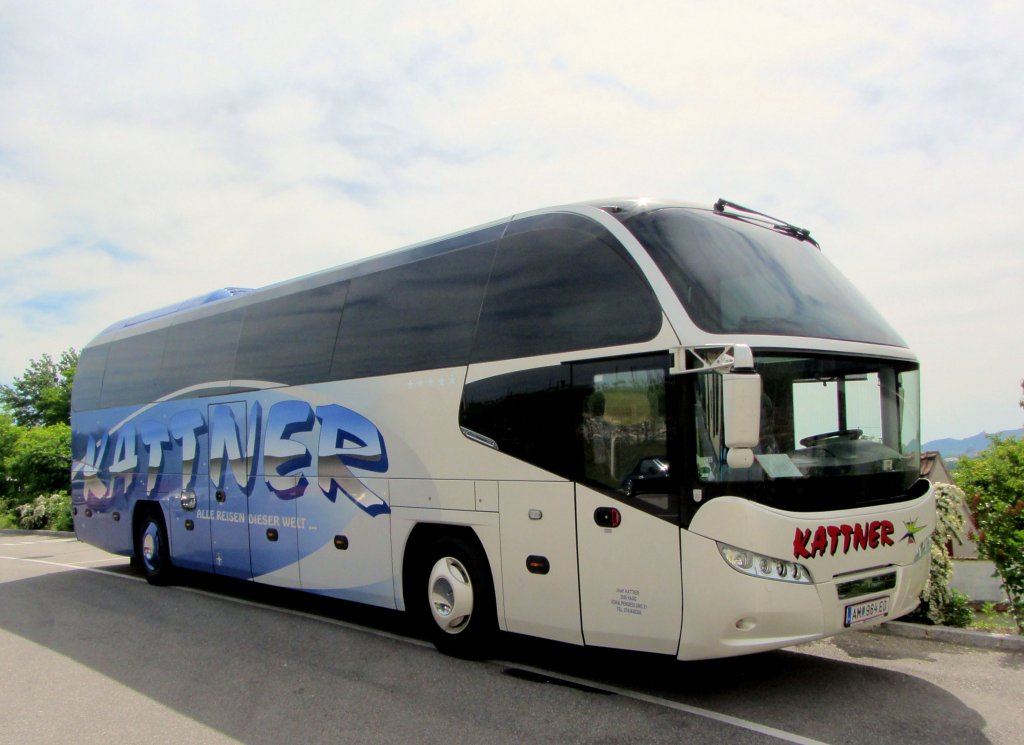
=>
[141,521,162,574]
[428,556,474,635]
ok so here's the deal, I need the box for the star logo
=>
[901,520,925,544]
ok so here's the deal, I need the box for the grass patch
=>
[969,602,1018,635]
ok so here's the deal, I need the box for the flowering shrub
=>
[914,482,972,627]
[15,491,72,531]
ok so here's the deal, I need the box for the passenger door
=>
[572,356,683,654]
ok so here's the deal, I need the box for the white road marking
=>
[495,661,833,745]
[0,551,831,744]
[171,581,434,649]
[0,538,78,546]
[0,555,144,580]
[71,557,131,565]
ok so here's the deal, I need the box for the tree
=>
[955,434,1024,633]
[0,413,21,502]
[0,348,78,427]
[4,423,72,504]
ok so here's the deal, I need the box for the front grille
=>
[837,571,896,600]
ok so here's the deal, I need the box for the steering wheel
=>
[799,428,863,447]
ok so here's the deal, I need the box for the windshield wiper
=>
[713,198,820,249]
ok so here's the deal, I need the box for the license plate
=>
[844,596,890,627]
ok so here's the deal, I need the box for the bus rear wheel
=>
[134,508,173,586]
[421,536,495,658]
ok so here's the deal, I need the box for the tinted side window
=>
[460,365,576,479]
[461,354,678,522]
[332,239,497,380]
[71,344,109,411]
[161,308,245,394]
[573,354,677,520]
[234,282,347,385]
[100,330,169,408]
[470,213,661,363]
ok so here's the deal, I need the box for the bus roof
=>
[101,287,254,333]
[86,199,708,348]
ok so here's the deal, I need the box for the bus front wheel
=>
[134,508,173,586]
[422,536,495,658]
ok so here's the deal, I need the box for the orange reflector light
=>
[526,555,550,574]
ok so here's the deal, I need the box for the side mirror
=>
[671,343,762,468]
[722,353,761,469]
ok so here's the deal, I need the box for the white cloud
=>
[1,1,1022,440]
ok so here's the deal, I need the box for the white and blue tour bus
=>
[70,198,934,659]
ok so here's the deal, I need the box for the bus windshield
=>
[694,353,921,512]
[624,207,907,347]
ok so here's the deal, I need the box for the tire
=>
[418,535,496,658]
[135,508,173,586]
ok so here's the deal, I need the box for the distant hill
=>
[923,428,1024,459]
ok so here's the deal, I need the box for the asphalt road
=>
[1,533,1020,745]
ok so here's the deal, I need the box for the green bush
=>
[15,491,72,531]
[943,589,975,628]
[955,435,1024,634]
[46,491,73,531]
[5,423,71,503]
[913,482,972,626]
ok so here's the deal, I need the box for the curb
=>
[867,620,1024,652]
[0,529,77,538]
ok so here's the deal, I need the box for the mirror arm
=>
[670,344,754,375]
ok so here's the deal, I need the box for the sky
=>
[1,1,1022,442]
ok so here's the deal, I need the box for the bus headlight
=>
[716,542,814,584]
